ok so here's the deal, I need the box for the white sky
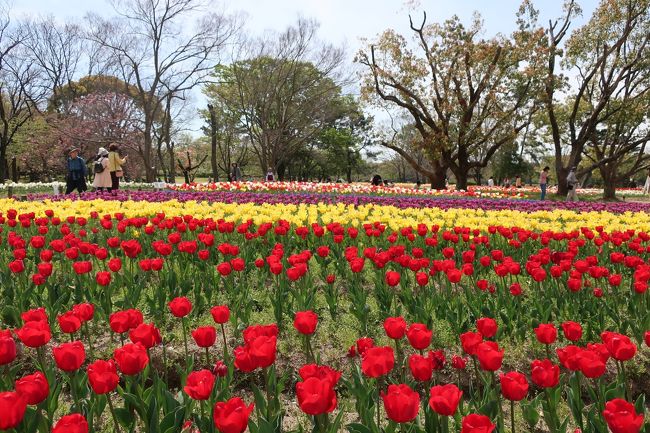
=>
[11,0,598,137]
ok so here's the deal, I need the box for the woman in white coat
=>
[92,147,112,192]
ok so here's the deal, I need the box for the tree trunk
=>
[555,160,568,196]
[208,105,219,182]
[600,165,617,200]
[277,161,286,181]
[455,173,468,191]
[429,161,447,190]
[11,157,17,182]
[168,141,176,184]
[0,145,7,183]
[143,131,155,182]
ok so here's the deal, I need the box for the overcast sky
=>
[11,0,598,136]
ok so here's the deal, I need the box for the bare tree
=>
[0,5,44,181]
[21,16,84,101]
[86,0,240,181]
[541,0,650,195]
[207,18,349,180]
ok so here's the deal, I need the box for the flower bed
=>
[0,200,648,433]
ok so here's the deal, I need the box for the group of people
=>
[487,176,523,188]
[539,165,579,201]
[65,144,127,195]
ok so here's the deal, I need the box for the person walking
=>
[107,143,127,192]
[65,148,87,194]
[566,166,579,201]
[265,167,275,182]
[231,163,242,181]
[487,176,494,187]
[643,169,650,194]
[515,175,522,188]
[92,147,112,192]
[539,166,550,200]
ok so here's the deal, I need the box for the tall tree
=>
[86,0,239,181]
[358,8,545,189]
[205,19,348,180]
[0,7,44,182]
[540,0,650,195]
[21,16,84,100]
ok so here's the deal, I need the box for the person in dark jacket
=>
[65,148,88,194]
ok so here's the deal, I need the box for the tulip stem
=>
[376,378,382,430]
[205,347,211,366]
[84,322,95,360]
[181,317,189,364]
[618,361,629,400]
[107,395,123,433]
[510,400,515,433]
[492,372,504,432]
[220,323,229,363]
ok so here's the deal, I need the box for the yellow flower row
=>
[1,198,649,233]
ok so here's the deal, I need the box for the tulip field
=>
[0,188,649,433]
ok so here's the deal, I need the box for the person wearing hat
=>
[566,166,579,201]
[92,147,112,192]
[65,148,87,194]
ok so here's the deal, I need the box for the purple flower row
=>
[26,190,650,214]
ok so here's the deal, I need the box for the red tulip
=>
[385,270,401,286]
[21,307,48,323]
[429,384,462,416]
[0,391,27,430]
[192,326,217,348]
[499,372,528,401]
[534,324,557,345]
[58,311,82,334]
[602,398,644,433]
[461,414,496,433]
[247,335,276,368]
[16,320,51,348]
[645,331,650,347]
[0,330,16,365]
[298,364,342,385]
[460,332,483,356]
[53,341,86,372]
[556,345,582,371]
[601,331,637,361]
[356,337,374,356]
[211,305,230,324]
[109,309,143,334]
[113,343,149,375]
[72,303,94,322]
[168,297,192,318]
[383,316,407,340]
[15,371,49,405]
[361,346,395,378]
[381,384,420,423]
[475,341,504,371]
[242,324,278,344]
[406,323,432,350]
[451,355,467,370]
[530,359,559,388]
[409,353,433,382]
[184,369,216,401]
[576,349,606,379]
[476,317,497,338]
[233,345,256,372]
[52,413,89,433]
[293,311,318,335]
[560,321,582,342]
[129,323,162,349]
[213,397,254,433]
[214,360,228,377]
[87,360,119,394]
[296,377,337,415]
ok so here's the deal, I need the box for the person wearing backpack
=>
[92,147,112,192]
